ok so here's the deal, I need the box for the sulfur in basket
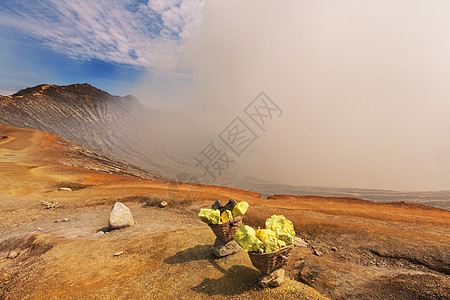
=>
[248,244,294,275]
[209,216,243,243]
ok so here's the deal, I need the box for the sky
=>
[1,0,450,191]
[0,0,203,96]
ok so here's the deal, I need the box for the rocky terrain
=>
[0,124,449,299]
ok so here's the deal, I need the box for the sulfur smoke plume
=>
[140,0,450,191]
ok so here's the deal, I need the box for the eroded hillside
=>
[0,84,204,177]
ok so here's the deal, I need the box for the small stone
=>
[211,238,241,257]
[331,247,337,251]
[260,268,285,288]
[36,227,43,231]
[7,250,20,259]
[313,249,323,256]
[58,187,72,192]
[41,200,61,209]
[294,237,308,247]
[55,218,69,223]
[293,260,305,269]
[159,201,168,208]
[109,202,134,229]
[114,251,124,256]
[95,231,105,235]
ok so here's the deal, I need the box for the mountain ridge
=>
[0,83,201,177]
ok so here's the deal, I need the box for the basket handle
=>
[229,210,238,226]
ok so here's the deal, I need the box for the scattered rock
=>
[58,187,72,192]
[36,227,43,231]
[7,250,20,259]
[211,238,241,257]
[95,231,105,235]
[109,202,134,229]
[331,247,337,252]
[293,259,305,269]
[55,218,70,223]
[313,249,323,256]
[1,136,8,139]
[41,200,61,210]
[294,236,308,247]
[159,201,168,208]
[260,268,285,288]
[114,251,124,256]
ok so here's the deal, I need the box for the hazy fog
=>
[138,0,450,191]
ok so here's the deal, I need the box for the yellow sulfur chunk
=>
[232,201,249,217]
[220,210,233,223]
[198,208,220,225]
[234,224,264,253]
[277,240,286,248]
[256,229,277,244]
[265,215,296,245]
[256,229,280,253]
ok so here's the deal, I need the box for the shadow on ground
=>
[164,244,213,264]
[191,265,261,296]
[164,244,262,296]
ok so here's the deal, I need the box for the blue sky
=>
[0,0,203,96]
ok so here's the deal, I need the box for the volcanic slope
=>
[0,124,449,299]
[0,83,205,177]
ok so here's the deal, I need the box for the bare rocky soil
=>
[1,124,449,299]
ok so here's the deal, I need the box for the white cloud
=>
[0,0,204,76]
[147,0,180,13]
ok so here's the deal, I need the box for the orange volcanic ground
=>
[0,124,449,299]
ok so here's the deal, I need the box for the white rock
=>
[109,202,134,229]
[114,251,124,256]
[294,236,308,247]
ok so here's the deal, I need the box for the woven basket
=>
[248,244,294,275]
[209,216,243,243]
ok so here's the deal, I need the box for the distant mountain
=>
[0,83,205,177]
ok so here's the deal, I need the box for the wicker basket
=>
[248,244,294,275]
[208,216,243,243]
